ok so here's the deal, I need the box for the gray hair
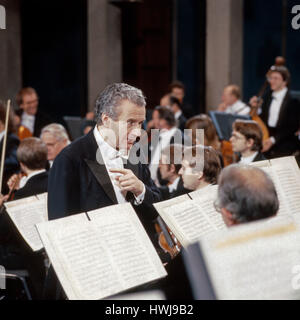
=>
[94,83,146,124]
[40,123,70,143]
[217,164,279,223]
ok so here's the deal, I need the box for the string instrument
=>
[249,56,286,142]
[18,125,33,140]
[155,216,180,259]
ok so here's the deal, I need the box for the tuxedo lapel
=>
[84,157,118,205]
[276,91,289,127]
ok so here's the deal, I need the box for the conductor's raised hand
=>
[109,168,144,197]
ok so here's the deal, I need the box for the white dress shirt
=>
[268,87,288,128]
[239,152,258,165]
[149,126,178,184]
[93,126,145,205]
[0,130,5,142]
[168,176,180,193]
[19,169,46,189]
[174,110,182,120]
[21,112,35,134]
[225,100,250,116]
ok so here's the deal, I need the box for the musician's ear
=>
[197,171,204,181]
[246,138,254,150]
[101,113,110,127]
[220,208,236,226]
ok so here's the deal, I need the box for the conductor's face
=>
[104,99,146,153]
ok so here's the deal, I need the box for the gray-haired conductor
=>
[216,164,279,226]
[40,123,70,167]
[47,83,161,230]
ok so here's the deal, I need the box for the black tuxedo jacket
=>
[14,171,48,200]
[48,129,161,233]
[237,151,266,164]
[16,109,53,137]
[159,177,189,201]
[260,90,300,157]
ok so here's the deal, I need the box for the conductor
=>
[48,83,161,233]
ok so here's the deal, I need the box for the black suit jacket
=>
[14,171,48,200]
[16,109,53,137]
[159,177,189,201]
[260,90,300,157]
[48,129,161,234]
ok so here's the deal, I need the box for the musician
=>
[179,145,221,191]
[215,164,279,226]
[48,83,161,232]
[168,81,194,118]
[40,123,70,167]
[230,120,266,163]
[149,106,185,186]
[7,137,48,200]
[15,87,52,138]
[250,66,300,158]
[218,85,250,115]
[158,144,189,200]
[0,102,20,194]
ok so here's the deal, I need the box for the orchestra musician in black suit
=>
[230,119,267,164]
[15,87,52,138]
[250,66,300,158]
[7,137,49,200]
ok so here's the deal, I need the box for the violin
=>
[155,216,181,259]
[18,125,33,140]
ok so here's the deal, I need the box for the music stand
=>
[209,111,251,141]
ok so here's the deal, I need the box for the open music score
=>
[153,187,226,248]
[185,216,300,300]
[250,156,300,216]
[36,203,167,300]
[4,194,48,251]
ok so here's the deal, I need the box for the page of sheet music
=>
[36,213,89,300]
[4,195,38,209]
[156,199,217,247]
[6,198,48,251]
[200,217,300,299]
[189,185,226,230]
[37,204,166,300]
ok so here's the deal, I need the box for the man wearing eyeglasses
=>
[15,87,52,137]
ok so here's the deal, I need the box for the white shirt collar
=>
[174,110,182,120]
[272,87,288,100]
[19,169,46,189]
[93,126,128,161]
[240,151,258,164]
[168,176,180,193]
[0,130,5,142]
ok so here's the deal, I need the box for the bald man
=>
[216,164,279,226]
[218,85,250,115]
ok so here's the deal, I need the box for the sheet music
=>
[4,195,38,209]
[36,192,48,202]
[259,162,300,216]
[36,213,89,299]
[154,196,217,248]
[189,185,226,230]
[200,217,300,299]
[37,204,166,300]
[5,197,48,251]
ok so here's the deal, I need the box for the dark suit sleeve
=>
[273,98,300,145]
[48,153,80,220]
